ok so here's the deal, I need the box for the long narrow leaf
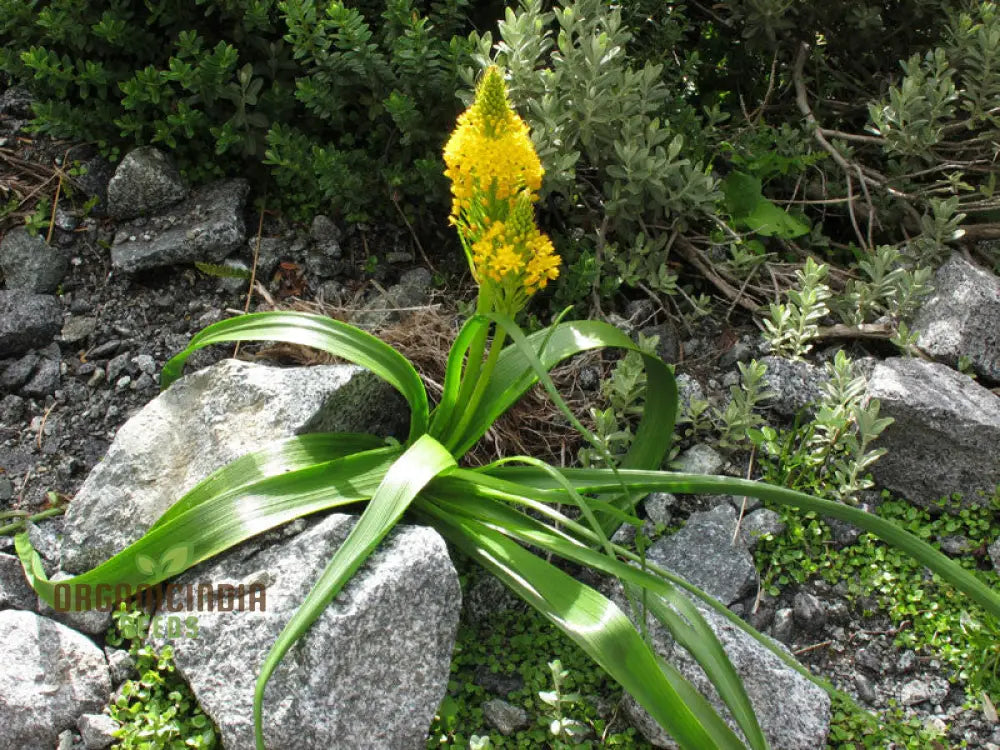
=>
[425,483,767,750]
[450,320,677,468]
[159,312,429,442]
[486,467,1000,620]
[252,434,456,750]
[149,432,385,532]
[16,447,401,610]
[448,320,677,532]
[415,502,747,750]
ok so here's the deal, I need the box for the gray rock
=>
[611,522,638,547]
[77,713,118,750]
[352,267,432,329]
[132,353,156,375]
[0,290,62,357]
[639,323,680,363]
[720,340,754,368]
[104,647,137,685]
[0,552,38,610]
[827,517,863,547]
[854,646,883,674]
[0,227,69,293]
[254,235,304,281]
[792,591,826,632]
[621,595,830,749]
[644,492,675,526]
[105,352,130,383]
[771,608,795,644]
[310,214,342,244]
[896,650,918,674]
[149,513,460,750]
[868,357,1000,508]
[61,359,409,572]
[475,665,524,697]
[56,730,76,750]
[35,570,113,635]
[106,146,187,220]
[110,179,249,273]
[739,508,785,550]
[90,340,120,359]
[826,599,850,625]
[304,225,343,277]
[26,520,61,569]
[913,254,1000,382]
[726,493,762,513]
[938,534,974,556]
[315,279,346,305]
[385,251,414,265]
[645,504,756,605]
[72,155,114,217]
[672,444,724,476]
[675,373,706,416]
[899,677,950,706]
[482,699,531,736]
[0,353,38,390]
[61,316,98,345]
[854,673,877,704]
[0,85,33,118]
[760,355,827,417]
[22,356,60,397]
[464,571,526,626]
[0,610,111,750]
[990,538,1000,573]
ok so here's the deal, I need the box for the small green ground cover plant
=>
[428,586,650,749]
[429,601,950,750]
[105,604,219,750]
[13,69,1000,750]
[756,491,1000,703]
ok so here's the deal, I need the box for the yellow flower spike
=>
[472,67,515,137]
[444,66,559,315]
[443,67,544,225]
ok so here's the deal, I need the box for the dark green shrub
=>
[0,0,485,223]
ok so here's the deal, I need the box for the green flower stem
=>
[442,290,498,443]
[0,506,65,536]
[446,327,507,450]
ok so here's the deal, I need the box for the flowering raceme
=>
[443,66,558,313]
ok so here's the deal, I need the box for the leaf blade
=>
[252,434,457,749]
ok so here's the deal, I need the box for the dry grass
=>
[246,291,610,467]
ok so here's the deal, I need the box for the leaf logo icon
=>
[135,554,156,577]
[134,544,194,581]
[160,544,193,576]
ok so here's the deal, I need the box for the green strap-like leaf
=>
[16,446,401,610]
[415,501,747,750]
[487,466,1000,621]
[450,320,677,466]
[149,432,385,532]
[446,319,677,531]
[252,434,456,750]
[159,311,429,443]
[426,480,767,750]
